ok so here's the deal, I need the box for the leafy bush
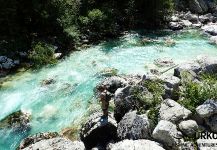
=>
[28,42,57,68]
[178,72,217,113]
[131,79,164,125]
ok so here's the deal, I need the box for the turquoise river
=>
[0,30,217,150]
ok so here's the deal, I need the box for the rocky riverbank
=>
[11,55,217,150]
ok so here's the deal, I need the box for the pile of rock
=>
[169,11,217,31]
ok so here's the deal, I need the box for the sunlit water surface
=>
[0,30,217,150]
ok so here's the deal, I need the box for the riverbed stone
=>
[80,112,118,149]
[107,139,165,150]
[117,111,151,140]
[178,120,199,137]
[159,99,192,123]
[152,120,183,149]
[196,99,217,118]
[0,110,31,131]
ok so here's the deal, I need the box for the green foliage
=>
[131,79,164,125]
[28,42,57,68]
[178,72,217,113]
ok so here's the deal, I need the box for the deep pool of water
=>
[0,30,217,150]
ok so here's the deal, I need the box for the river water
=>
[0,30,217,150]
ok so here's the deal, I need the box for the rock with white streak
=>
[159,99,192,123]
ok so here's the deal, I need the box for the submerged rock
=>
[152,120,183,149]
[80,112,118,149]
[154,58,175,67]
[0,110,31,131]
[117,111,151,140]
[107,139,165,150]
[41,78,56,86]
[159,99,192,123]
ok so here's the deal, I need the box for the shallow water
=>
[0,30,217,150]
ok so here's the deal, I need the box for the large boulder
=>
[202,23,217,36]
[0,110,31,131]
[184,12,199,23]
[168,22,184,30]
[96,76,127,94]
[20,138,85,150]
[178,120,199,137]
[198,56,217,74]
[160,76,180,100]
[159,99,192,123]
[152,120,183,149]
[80,112,118,149]
[114,85,151,122]
[107,139,165,150]
[174,61,202,78]
[196,99,217,118]
[117,111,151,140]
[18,132,59,149]
[209,36,217,45]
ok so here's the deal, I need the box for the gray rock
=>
[205,114,217,132]
[159,99,192,123]
[22,138,85,150]
[114,85,151,122]
[161,76,180,100]
[184,12,199,23]
[199,56,217,74]
[0,56,7,63]
[196,99,217,118]
[174,61,202,78]
[199,13,214,23]
[107,139,165,150]
[169,22,184,30]
[117,111,151,140]
[80,112,118,149]
[96,76,127,94]
[152,120,183,149]
[210,36,217,45]
[2,59,15,69]
[18,132,60,149]
[178,120,199,137]
[182,20,193,27]
[202,23,217,35]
